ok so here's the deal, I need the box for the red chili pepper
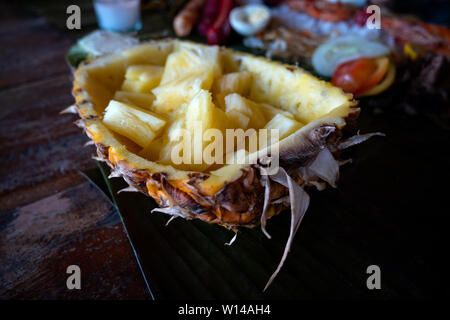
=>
[206,0,234,45]
[197,0,221,36]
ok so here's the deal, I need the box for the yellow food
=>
[264,113,304,143]
[121,65,164,93]
[224,93,268,129]
[72,39,357,227]
[103,100,166,148]
[213,71,252,95]
[113,91,155,109]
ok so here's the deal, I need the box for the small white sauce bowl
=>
[230,4,271,37]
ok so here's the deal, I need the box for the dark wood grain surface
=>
[0,2,150,299]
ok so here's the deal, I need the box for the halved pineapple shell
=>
[72,39,359,227]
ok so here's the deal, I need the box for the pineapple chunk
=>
[160,45,221,84]
[85,54,126,91]
[120,80,145,93]
[158,119,185,165]
[185,90,229,133]
[183,90,228,170]
[152,72,214,114]
[213,71,252,96]
[263,113,304,142]
[226,110,250,129]
[125,65,163,85]
[258,102,294,120]
[213,92,227,110]
[121,65,164,93]
[103,100,166,148]
[158,90,229,171]
[224,93,267,129]
[114,91,155,109]
[213,72,252,109]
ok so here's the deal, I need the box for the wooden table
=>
[0,2,151,299]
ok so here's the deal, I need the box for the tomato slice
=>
[359,62,396,97]
[332,57,390,96]
[360,57,390,93]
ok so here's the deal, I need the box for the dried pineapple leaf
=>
[74,120,85,129]
[307,148,340,188]
[271,196,289,206]
[260,174,272,239]
[335,131,385,151]
[263,167,310,291]
[225,232,238,246]
[165,216,177,226]
[152,206,192,220]
[108,170,122,178]
[92,156,107,162]
[117,185,140,193]
[60,105,78,114]
[309,180,327,191]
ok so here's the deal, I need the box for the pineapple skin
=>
[72,39,359,228]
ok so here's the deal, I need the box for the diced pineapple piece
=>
[213,71,252,96]
[224,93,267,129]
[213,72,252,110]
[258,102,294,120]
[158,90,229,171]
[103,100,166,148]
[158,118,208,170]
[185,90,229,132]
[121,65,163,93]
[121,80,144,93]
[161,45,221,84]
[158,119,185,165]
[213,92,227,110]
[152,72,214,114]
[114,91,155,110]
[126,65,163,85]
[226,110,250,129]
[264,113,304,142]
[184,90,228,171]
[185,90,234,171]
[85,54,126,91]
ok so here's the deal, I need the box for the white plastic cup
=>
[94,0,142,32]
